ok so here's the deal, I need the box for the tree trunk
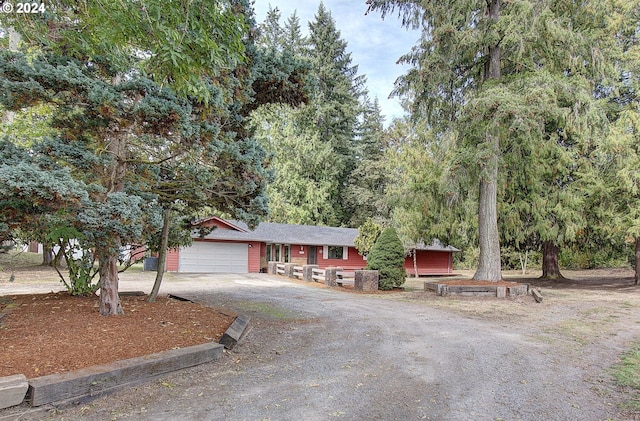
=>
[540,240,564,280]
[473,0,502,282]
[473,172,502,281]
[98,253,124,316]
[41,244,54,266]
[413,249,418,278]
[635,237,640,286]
[96,133,127,316]
[148,207,171,302]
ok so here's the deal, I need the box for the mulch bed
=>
[0,292,235,378]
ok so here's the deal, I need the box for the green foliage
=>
[0,141,88,244]
[367,0,629,279]
[384,118,476,252]
[354,219,382,256]
[0,104,56,146]
[0,0,276,313]
[2,0,248,103]
[612,343,640,411]
[64,253,100,296]
[343,98,390,226]
[45,226,99,296]
[500,248,541,272]
[366,227,406,290]
[251,104,341,225]
[558,244,632,270]
[253,4,378,227]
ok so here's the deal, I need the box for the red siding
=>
[404,250,452,275]
[166,248,179,271]
[317,246,367,270]
[198,217,245,231]
[248,241,262,273]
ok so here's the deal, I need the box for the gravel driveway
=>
[4,272,639,421]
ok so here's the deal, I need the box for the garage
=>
[178,241,248,273]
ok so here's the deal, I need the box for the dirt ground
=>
[1,260,639,420]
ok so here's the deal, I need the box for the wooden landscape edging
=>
[219,314,251,350]
[23,308,252,407]
[27,342,224,406]
[424,281,529,297]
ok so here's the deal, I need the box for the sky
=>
[252,1,421,124]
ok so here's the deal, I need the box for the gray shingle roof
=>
[196,218,458,252]
[199,220,360,247]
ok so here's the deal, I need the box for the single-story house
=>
[165,216,458,275]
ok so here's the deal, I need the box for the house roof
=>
[197,219,360,247]
[409,239,460,252]
[196,217,458,252]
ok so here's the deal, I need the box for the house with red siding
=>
[165,216,458,275]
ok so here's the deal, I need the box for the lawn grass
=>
[0,249,43,268]
[612,343,640,410]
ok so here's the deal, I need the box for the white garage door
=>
[179,241,248,273]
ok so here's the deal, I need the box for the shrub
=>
[366,227,406,290]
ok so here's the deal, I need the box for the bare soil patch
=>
[0,292,235,378]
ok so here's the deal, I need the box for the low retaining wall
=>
[424,281,529,297]
[0,307,251,409]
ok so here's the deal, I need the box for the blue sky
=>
[252,1,420,123]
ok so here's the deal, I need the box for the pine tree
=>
[366,227,406,290]
[251,104,341,225]
[253,3,370,227]
[367,0,621,281]
[343,97,389,227]
[306,3,365,224]
[0,0,270,314]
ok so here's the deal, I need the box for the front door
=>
[308,246,317,265]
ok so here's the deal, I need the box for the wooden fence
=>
[269,261,377,291]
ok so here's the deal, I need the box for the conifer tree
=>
[367,0,621,281]
[580,1,640,284]
[305,3,365,224]
[0,0,272,314]
[366,227,406,290]
[344,97,389,226]
[253,4,369,227]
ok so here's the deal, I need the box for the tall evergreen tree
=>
[344,97,389,227]
[581,0,640,284]
[305,3,365,225]
[253,4,370,228]
[367,0,621,281]
[283,11,307,56]
[251,104,341,225]
[384,117,476,254]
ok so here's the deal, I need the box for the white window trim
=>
[322,245,349,260]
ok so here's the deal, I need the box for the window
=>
[284,245,290,262]
[328,246,343,259]
[275,244,281,262]
[266,243,272,262]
